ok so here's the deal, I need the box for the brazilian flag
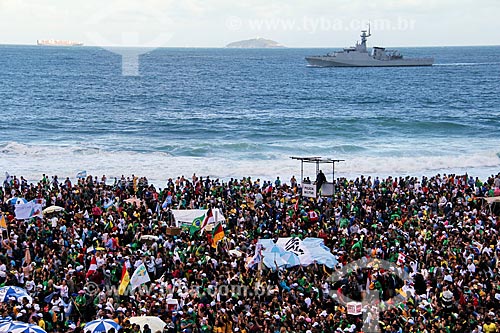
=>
[190,214,205,235]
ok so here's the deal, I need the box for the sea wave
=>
[0,141,498,186]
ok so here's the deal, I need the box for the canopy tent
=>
[170,209,225,228]
[479,196,500,215]
[258,237,338,270]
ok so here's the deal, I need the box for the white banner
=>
[15,202,43,220]
[258,237,338,269]
[171,209,225,227]
[302,184,317,198]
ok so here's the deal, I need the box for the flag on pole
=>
[118,264,130,295]
[76,171,87,179]
[86,256,97,278]
[190,213,205,236]
[130,263,151,290]
[397,252,406,266]
[211,221,224,248]
[0,214,7,229]
[246,243,262,269]
[200,209,214,234]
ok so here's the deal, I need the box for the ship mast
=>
[359,24,371,52]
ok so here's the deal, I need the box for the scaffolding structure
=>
[290,156,345,195]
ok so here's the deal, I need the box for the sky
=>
[0,0,499,47]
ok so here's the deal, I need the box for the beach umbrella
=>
[280,252,301,268]
[128,316,167,333]
[0,320,14,332]
[0,286,31,303]
[83,319,121,333]
[8,198,28,206]
[5,322,46,333]
[42,205,64,214]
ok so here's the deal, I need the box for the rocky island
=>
[226,38,285,48]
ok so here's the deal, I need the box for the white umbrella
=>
[42,205,64,214]
[128,316,167,332]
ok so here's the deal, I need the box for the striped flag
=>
[200,209,215,234]
[118,264,130,295]
[211,221,224,248]
[86,256,97,278]
[76,171,87,179]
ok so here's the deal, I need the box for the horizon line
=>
[1,42,500,49]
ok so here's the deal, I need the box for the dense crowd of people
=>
[0,171,499,333]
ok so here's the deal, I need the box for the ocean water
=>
[0,45,499,186]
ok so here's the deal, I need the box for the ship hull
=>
[306,56,434,67]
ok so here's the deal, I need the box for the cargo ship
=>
[36,39,84,46]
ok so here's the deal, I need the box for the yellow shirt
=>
[483,323,497,333]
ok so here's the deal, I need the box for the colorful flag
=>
[190,213,205,235]
[200,209,215,234]
[211,221,224,248]
[86,256,97,278]
[0,214,7,229]
[14,202,43,220]
[118,264,130,295]
[130,263,151,290]
[246,243,262,269]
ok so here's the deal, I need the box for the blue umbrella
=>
[0,320,13,332]
[84,319,121,333]
[5,322,46,333]
[0,286,31,303]
[8,198,28,206]
[280,252,301,268]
